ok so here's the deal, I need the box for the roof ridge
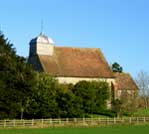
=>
[55,46,100,50]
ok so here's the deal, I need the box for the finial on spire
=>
[40,20,44,35]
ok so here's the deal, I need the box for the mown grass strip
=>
[0,125,149,134]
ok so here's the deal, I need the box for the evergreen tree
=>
[112,62,123,73]
[0,32,36,119]
[72,81,110,115]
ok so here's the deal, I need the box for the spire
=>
[0,24,2,32]
[40,20,44,35]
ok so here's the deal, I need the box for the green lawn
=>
[0,125,149,134]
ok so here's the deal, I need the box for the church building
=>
[28,33,138,99]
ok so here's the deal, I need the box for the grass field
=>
[134,108,149,116]
[0,125,149,134]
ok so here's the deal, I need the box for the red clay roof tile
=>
[114,73,138,90]
[29,46,114,78]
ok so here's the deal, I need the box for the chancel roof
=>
[114,73,138,90]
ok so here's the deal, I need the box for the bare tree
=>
[135,70,149,108]
[112,90,137,117]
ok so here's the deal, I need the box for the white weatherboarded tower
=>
[29,34,54,56]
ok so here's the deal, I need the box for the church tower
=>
[29,33,54,56]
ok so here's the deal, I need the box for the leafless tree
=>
[135,70,149,108]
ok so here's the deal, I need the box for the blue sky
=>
[0,0,149,78]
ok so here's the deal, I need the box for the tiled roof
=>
[29,47,114,78]
[114,73,138,90]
